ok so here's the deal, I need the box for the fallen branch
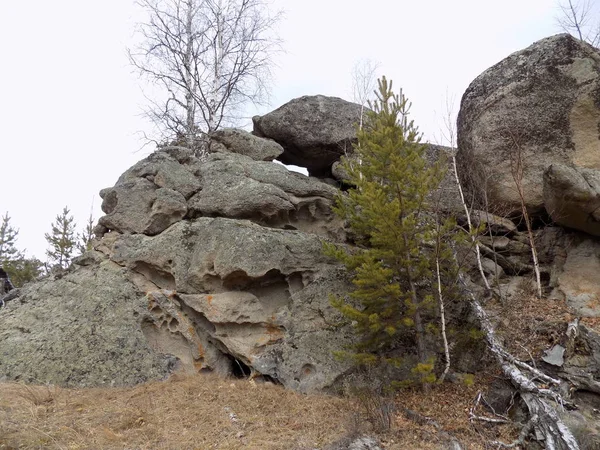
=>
[459,273,579,449]
[469,391,511,424]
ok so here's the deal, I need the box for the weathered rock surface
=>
[188,153,342,238]
[457,33,600,216]
[109,216,356,392]
[98,151,200,235]
[0,254,172,386]
[253,95,364,176]
[1,146,354,392]
[209,128,284,161]
[555,237,600,317]
[544,163,600,236]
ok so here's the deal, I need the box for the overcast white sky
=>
[0,0,565,259]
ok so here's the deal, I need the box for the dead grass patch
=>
[1,372,510,449]
[488,283,571,360]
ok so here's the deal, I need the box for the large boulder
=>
[253,95,364,176]
[543,163,600,236]
[457,34,600,216]
[1,147,355,393]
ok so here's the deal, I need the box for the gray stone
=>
[542,345,565,366]
[97,150,199,236]
[457,209,518,236]
[0,254,171,387]
[110,217,332,295]
[253,95,364,176]
[210,128,284,161]
[556,237,600,317]
[457,34,600,216]
[188,153,343,239]
[118,150,201,199]
[98,180,187,236]
[544,163,600,236]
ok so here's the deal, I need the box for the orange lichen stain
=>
[264,323,284,343]
[206,295,213,305]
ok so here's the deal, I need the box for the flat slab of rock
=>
[253,95,364,176]
[188,153,342,238]
[457,209,518,236]
[457,34,600,216]
[209,128,283,161]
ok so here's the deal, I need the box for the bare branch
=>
[129,0,283,157]
[556,0,600,47]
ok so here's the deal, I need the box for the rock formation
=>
[457,33,600,217]
[0,128,358,392]
[253,95,364,177]
[5,36,600,445]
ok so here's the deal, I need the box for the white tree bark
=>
[460,274,579,449]
[129,0,282,157]
[451,153,491,290]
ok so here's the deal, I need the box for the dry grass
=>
[488,281,572,360]
[0,372,507,449]
[388,376,519,449]
[0,373,350,450]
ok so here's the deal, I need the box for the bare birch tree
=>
[350,58,379,129]
[556,0,600,47]
[129,0,282,158]
[506,129,543,298]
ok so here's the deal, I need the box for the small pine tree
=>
[0,213,45,287]
[325,77,459,386]
[76,212,95,255]
[45,207,77,270]
[0,212,22,263]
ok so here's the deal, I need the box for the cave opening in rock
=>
[228,355,252,378]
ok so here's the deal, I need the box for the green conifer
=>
[325,77,458,385]
[0,213,44,287]
[45,207,77,270]
[76,212,95,255]
[0,212,22,263]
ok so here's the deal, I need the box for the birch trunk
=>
[460,273,579,449]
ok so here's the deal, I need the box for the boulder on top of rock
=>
[544,163,600,236]
[253,95,364,176]
[209,128,284,161]
[457,33,600,216]
[188,153,342,238]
